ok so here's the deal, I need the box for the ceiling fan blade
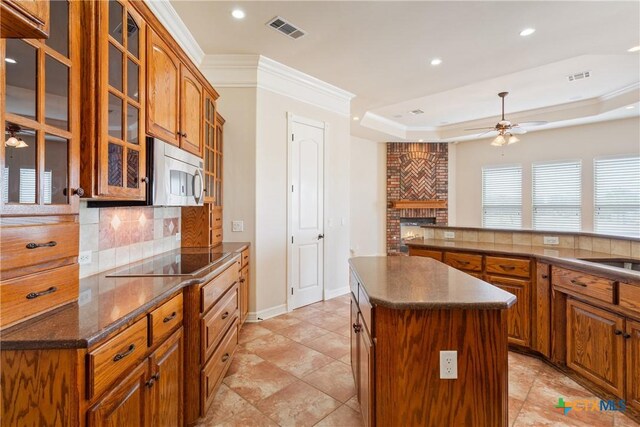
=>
[477,129,498,137]
[464,127,496,131]
[509,127,527,135]
[515,121,548,127]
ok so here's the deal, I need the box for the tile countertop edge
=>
[405,239,640,285]
[349,257,517,310]
[0,243,250,351]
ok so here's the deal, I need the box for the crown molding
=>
[200,54,355,116]
[144,0,205,65]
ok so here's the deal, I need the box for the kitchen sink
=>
[578,258,640,272]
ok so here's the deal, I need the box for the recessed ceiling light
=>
[626,105,635,110]
[520,28,536,37]
[231,9,245,19]
[628,45,640,53]
[418,139,424,142]
[353,116,359,121]
[4,57,16,64]
[430,58,442,66]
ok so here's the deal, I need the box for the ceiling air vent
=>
[409,109,424,115]
[567,71,591,82]
[267,16,306,40]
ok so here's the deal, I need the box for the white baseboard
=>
[324,286,350,300]
[245,304,288,323]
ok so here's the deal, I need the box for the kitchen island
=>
[349,256,516,427]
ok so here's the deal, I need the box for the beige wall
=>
[453,117,640,230]
[349,136,387,256]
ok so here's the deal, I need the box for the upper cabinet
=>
[146,28,179,146]
[80,0,147,200]
[146,29,204,156]
[1,0,80,215]
[0,0,49,38]
[203,93,216,204]
[213,112,225,207]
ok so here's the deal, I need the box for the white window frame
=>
[482,164,522,229]
[532,160,582,232]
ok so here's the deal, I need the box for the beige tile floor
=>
[197,294,639,427]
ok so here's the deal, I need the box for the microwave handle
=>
[194,169,204,204]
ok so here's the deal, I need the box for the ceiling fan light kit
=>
[4,124,29,148]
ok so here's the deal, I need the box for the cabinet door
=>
[149,328,183,427]
[97,0,146,200]
[350,298,359,390]
[567,299,624,397]
[1,0,80,215]
[0,0,49,38]
[146,28,179,146]
[534,263,551,357]
[626,320,640,411]
[358,314,374,427]
[179,65,202,155]
[240,265,249,324]
[87,361,149,427]
[486,275,530,347]
[202,93,216,203]
[213,113,224,207]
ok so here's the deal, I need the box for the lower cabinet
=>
[350,298,359,389]
[88,328,183,427]
[486,275,530,347]
[566,299,624,397]
[627,320,640,411]
[351,294,374,427]
[240,264,249,324]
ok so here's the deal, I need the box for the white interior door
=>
[288,115,325,310]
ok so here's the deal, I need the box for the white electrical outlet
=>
[232,220,244,232]
[444,231,455,239]
[175,232,181,241]
[78,250,92,265]
[440,350,458,379]
[543,236,559,245]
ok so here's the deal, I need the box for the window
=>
[532,161,582,231]
[17,169,52,204]
[594,156,640,237]
[482,165,522,229]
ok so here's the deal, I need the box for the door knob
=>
[318,234,324,240]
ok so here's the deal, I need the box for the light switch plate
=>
[444,231,455,239]
[440,350,458,379]
[232,220,244,232]
[175,232,181,241]
[543,236,559,245]
[78,250,92,265]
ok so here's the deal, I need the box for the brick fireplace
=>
[387,142,448,254]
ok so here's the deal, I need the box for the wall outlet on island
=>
[440,350,458,379]
[543,236,559,245]
[444,231,455,239]
[232,220,244,232]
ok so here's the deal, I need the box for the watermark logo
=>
[555,397,626,415]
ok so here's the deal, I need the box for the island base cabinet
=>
[566,299,624,398]
[149,329,183,427]
[350,298,359,389]
[358,317,374,427]
[627,320,640,412]
[486,275,530,347]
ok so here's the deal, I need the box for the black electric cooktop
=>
[107,250,232,277]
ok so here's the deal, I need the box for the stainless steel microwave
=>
[149,138,204,207]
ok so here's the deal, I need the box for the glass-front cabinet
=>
[203,93,216,204]
[97,0,146,199]
[1,0,79,215]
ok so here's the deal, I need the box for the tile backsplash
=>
[79,202,181,278]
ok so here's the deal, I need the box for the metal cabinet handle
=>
[152,372,160,381]
[352,323,361,333]
[113,344,135,362]
[141,177,149,184]
[26,241,57,249]
[221,311,229,320]
[26,286,57,300]
[614,330,623,336]
[146,378,155,388]
[570,279,588,287]
[163,312,177,323]
[222,353,230,362]
[541,274,549,279]
[73,187,85,196]
[239,278,246,283]
[459,261,470,265]
[500,265,515,271]
[623,333,632,339]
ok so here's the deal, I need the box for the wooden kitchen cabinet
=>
[350,298,359,388]
[0,0,49,38]
[203,93,216,203]
[626,320,640,412]
[1,0,80,215]
[179,64,203,156]
[240,265,249,324]
[566,299,625,397]
[358,314,374,427]
[534,262,551,357]
[486,275,530,347]
[149,329,183,427]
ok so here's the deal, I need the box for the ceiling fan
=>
[465,92,547,146]
[5,123,32,148]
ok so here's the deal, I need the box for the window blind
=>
[594,156,640,238]
[532,161,582,232]
[18,169,52,204]
[482,165,522,229]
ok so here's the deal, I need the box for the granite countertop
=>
[405,238,640,284]
[0,242,250,350]
[349,256,516,310]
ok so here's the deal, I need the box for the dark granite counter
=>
[349,256,516,309]
[0,242,249,350]
[405,238,640,284]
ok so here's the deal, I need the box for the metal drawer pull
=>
[500,265,516,271]
[459,261,470,265]
[541,274,549,279]
[239,278,245,283]
[26,287,57,299]
[570,279,587,287]
[624,333,632,339]
[222,353,230,362]
[221,311,229,320]
[113,344,135,362]
[614,330,623,336]
[352,323,362,333]
[25,241,57,249]
[163,312,177,323]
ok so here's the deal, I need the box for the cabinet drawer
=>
[211,228,223,247]
[201,263,238,313]
[201,318,238,414]
[0,263,79,329]
[552,267,615,304]
[485,256,530,278]
[619,283,640,315]
[358,286,372,334]
[409,248,443,261]
[241,248,250,267]
[88,318,148,399]
[148,293,183,346]
[201,284,239,362]
[212,208,223,230]
[444,252,482,272]
[0,221,78,272]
